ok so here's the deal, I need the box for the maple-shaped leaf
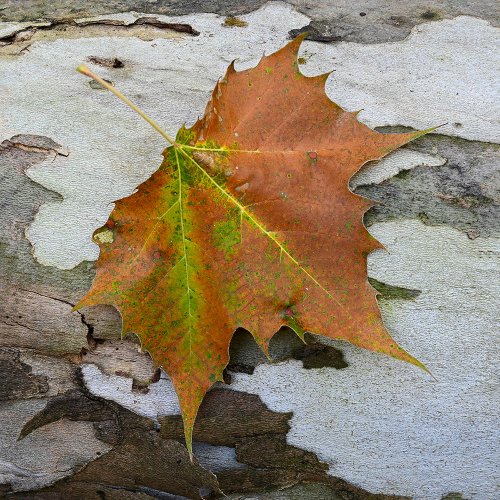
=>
[76,36,430,455]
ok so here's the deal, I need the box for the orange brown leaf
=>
[76,36,430,455]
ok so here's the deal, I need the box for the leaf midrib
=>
[174,148,194,369]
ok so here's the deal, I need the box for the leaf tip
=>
[277,31,308,60]
[293,31,309,44]
[71,301,83,313]
[227,59,236,74]
[400,349,433,378]
[408,123,444,142]
[262,343,272,361]
[416,359,435,379]
[187,442,194,462]
[183,418,195,462]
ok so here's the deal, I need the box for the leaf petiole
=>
[76,64,178,147]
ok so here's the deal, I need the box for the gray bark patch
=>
[368,277,421,301]
[0,348,49,400]
[358,133,500,238]
[0,135,93,301]
[0,135,118,355]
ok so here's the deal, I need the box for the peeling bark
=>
[0,131,415,497]
[0,17,198,57]
[1,2,498,499]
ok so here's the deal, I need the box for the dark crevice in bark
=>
[228,328,349,373]
[17,288,76,308]
[0,16,199,46]
[4,135,69,157]
[292,334,349,370]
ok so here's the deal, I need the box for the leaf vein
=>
[179,146,343,309]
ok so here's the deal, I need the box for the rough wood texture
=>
[1,1,498,499]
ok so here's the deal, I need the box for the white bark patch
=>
[81,364,181,419]
[193,443,245,472]
[302,15,500,143]
[0,400,111,491]
[231,220,500,500]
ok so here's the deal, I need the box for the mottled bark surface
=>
[1,1,498,499]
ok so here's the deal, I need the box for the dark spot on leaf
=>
[152,250,164,261]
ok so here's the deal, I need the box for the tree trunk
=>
[1,1,498,499]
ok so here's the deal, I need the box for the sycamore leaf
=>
[76,35,430,456]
